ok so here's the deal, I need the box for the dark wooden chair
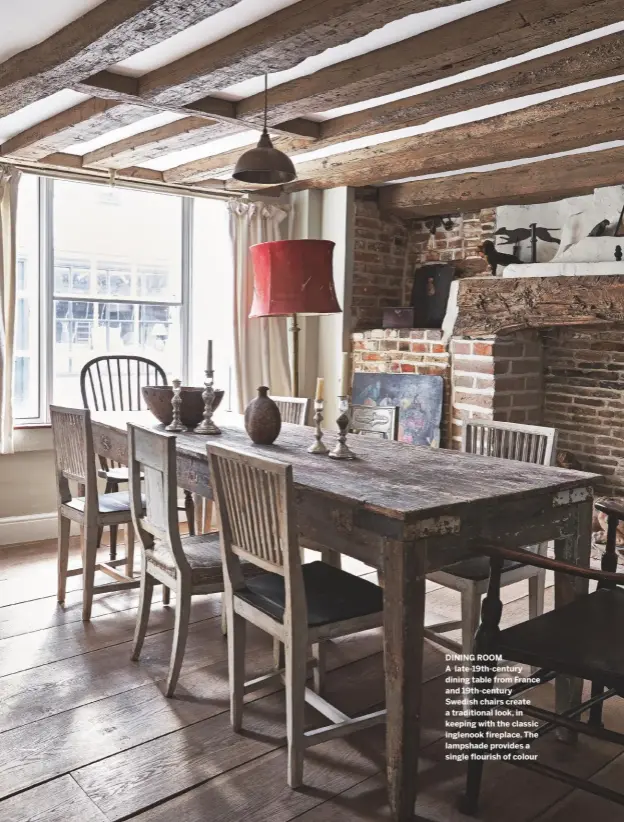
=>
[459,497,624,815]
[80,355,196,565]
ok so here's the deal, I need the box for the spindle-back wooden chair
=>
[426,419,558,654]
[51,406,138,621]
[128,424,262,697]
[80,355,196,565]
[460,500,624,814]
[207,443,385,788]
[271,396,311,426]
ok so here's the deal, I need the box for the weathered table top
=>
[91,410,598,522]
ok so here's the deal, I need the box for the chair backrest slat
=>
[128,424,189,575]
[271,396,310,426]
[462,420,558,466]
[208,444,300,578]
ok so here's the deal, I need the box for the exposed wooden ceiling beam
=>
[75,72,321,140]
[0,0,244,119]
[162,76,624,186]
[237,0,621,123]
[162,134,314,183]
[378,145,624,217]
[284,81,624,190]
[132,0,460,107]
[321,30,624,144]
[0,100,150,161]
[82,119,240,169]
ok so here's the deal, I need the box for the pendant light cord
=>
[263,74,268,134]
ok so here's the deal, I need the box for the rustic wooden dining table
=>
[91,409,598,821]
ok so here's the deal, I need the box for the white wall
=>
[497,184,624,262]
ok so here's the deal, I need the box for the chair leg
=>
[108,481,119,561]
[57,515,71,604]
[184,490,195,536]
[589,680,605,727]
[132,570,154,661]
[228,604,247,731]
[82,523,98,622]
[125,520,135,578]
[109,525,118,563]
[285,633,307,788]
[97,480,113,549]
[460,586,481,656]
[312,642,326,695]
[273,638,285,670]
[162,585,171,605]
[528,570,546,620]
[221,603,228,637]
[165,587,192,697]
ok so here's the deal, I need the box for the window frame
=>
[15,174,193,426]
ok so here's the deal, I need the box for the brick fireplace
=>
[352,317,624,497]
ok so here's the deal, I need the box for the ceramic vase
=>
[244,386,282,445]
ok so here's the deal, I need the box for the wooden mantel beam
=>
[446,275,624,339]
[378,145,624,218]
[0,0,243,119]
[237,0,621,123]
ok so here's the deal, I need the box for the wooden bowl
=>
[142,385,225,428]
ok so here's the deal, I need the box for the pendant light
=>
[232,74,297,185]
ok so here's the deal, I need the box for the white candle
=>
[206,339,213,374]
[315,377,324,402]
[340,352,351,395]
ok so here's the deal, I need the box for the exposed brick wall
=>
[351,188,495,331]
[543,326,624,495]
[352,328,451,444]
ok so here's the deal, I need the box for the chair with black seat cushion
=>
[207,443,385,789]
[425,419,558,654]
[459,519,624,816]
[128,424,262,697]
[80,355,197,566]
[51,406,139,621]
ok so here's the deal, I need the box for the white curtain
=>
[0,165,20,454]
[228,200,293,412]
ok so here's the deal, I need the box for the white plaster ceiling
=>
[0,90,89,142]
[0,0,105,63]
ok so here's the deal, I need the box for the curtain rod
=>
[12,163,244,202]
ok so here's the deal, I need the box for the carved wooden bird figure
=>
[480,240,523,275]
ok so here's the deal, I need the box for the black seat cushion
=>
[236,560,383,627]
[495,587,624,689]
[440,556,522,581]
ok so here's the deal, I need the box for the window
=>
[13,175,233,424]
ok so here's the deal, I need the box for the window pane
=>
[52,181,183,404]
[191,198,234,405]
[14,175,39,420]
[52,300,182,406]
[53,181,182,302]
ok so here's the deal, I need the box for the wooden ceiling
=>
[1,0,623,214]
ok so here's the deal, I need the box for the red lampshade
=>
[249,239,342,317]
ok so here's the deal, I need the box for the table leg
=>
[554,500,592,741]
[383,538,426,821]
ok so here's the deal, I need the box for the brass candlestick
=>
[308,399,328,455]
[166,379,187,432]
[194,370,222,435]
[329,396,355,460]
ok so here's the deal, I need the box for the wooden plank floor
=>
[1,538,623,821]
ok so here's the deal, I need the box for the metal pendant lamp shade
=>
[249,240,342,317]
[232,74,297,185]
[232,129,296,184]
